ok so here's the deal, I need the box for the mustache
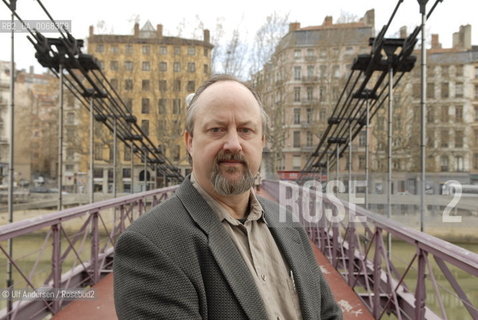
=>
[215,151,247,163]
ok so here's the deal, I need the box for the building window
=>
[158,99,167,114]
[96,44,104,53]
[124,147,131,161]
[204,48,208,57]
[174,80,181,91]
[111,79,118,89]
[123,168,131,178]
[142,61,151,71]
[188,62,196,72]
[294,87,301,102]
[187,81,195,92]
[292,155,301,170]
[319,86,326,101]
[455,106,463,122]
[440,130,449,148]
[456,156,464,172]
[94,144,103,161]
[172,145,181,161]
[441,65,449,76]
[441,106,448,122]
[455,130,463,148]
[332,65,340,78]
[306,108,312,123]
[142,45,150,54]
[294,66,301,80]
[125,99,132,112]
[455,82,463,98]
[124,79,133,90]
[172,99,181,114]
[307,65,314,77]
[306,131,313,146]
[174,47,181,55]
[427,83,434,99]
[125,45,133,55]
[293,131,301,148]
[456,65,463,76]
[356,156,365,170]
[174,62,181,72]
[427,107,434,123]
[159,80,167,91]
[141,120,149,136]
[359,131,366,147]
[294,49,301,59]
[474,153,478,169]
[141,79,150,91]
[110,61,119,71]
[307,48,314,56]
[141,98,150,114]
[441,83,449,98]
[440,155,449,172]
[427,129,434,148]
[188,47,196,56]
[293,108,301,124]
[319,108,326,121]
[159,62,167,72]
[160,46,167,55]
[306,87,313,100]
[203,64,209,74]
[124,61,133,71]
[475,106,478,121]
[93,168,103,179]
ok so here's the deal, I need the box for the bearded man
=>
[113,75,341,320]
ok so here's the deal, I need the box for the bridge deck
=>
[52,188,373,320]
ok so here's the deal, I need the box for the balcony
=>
[302,76,319,83]
[305,55,317,62]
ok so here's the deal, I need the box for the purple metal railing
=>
[263,180,478,320]
[0,185,178,320]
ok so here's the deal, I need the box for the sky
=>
[0,0,476,72]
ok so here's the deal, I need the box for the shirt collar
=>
[190,173,266,225]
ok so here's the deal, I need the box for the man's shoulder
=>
[125,194,201,242]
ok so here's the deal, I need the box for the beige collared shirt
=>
[191,174,302,320]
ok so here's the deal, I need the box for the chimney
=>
[289,22,301,32]
[134,23,139,36]
[29,65,34,74]
[431,34,441,49]
[399,26,407,39]
[156,24,163,38]
[323,16,333,26]
[89,25,94,37]
[363,9,375,28]
[452,25,471,49]
[203,29,210,43]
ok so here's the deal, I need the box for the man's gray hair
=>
[185,74,269,136]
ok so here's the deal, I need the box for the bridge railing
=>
[0,185,178,320]
[263,179,478,320]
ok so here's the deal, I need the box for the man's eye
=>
[239,128,253,134]
[209,127,223,133]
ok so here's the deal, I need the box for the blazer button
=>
[261,274,266,281]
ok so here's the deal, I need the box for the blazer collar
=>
[175,177,268,320]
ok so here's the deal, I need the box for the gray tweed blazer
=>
[114,177,342,320]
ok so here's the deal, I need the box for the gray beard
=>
[211,164,255,195]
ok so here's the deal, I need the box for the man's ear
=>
[184,130,193,154]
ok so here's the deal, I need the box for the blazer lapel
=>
[176,178,268,320]
[260,198,321,320]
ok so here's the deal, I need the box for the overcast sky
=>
[0,0,476,72]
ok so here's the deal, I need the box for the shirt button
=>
[261,274,266,281]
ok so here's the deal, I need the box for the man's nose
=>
[223,130,242,152]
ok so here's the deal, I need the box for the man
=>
[114,75,341,320]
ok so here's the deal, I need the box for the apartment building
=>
[87,21,212,192]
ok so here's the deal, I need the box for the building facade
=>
[87,22,212,192]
